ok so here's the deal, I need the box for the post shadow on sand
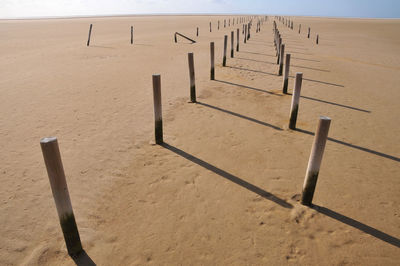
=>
[291,56,321,62]
[239,50,276,57]
[227,65,278,77]
[162,143,293,209]
[286,93,370,113]
[197,101,283,131]
[71,250,96,266]
[295,128,400,162]
[289,75,344,88]
[214,79,282,96]
[312,205,400,248]
[235,56,280,66]
[291,64,330,72]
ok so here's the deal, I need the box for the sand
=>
[0,15,399,265]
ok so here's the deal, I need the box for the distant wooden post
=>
[316,34,319,44]
[210,22,212,32]
[289,72,303,129]
[197,27,199,36]
[87,24,93,46]
[276,37,281,63]
[278,44,285,76]
[301,116,331,206]
[224,19,226,28]
[242,24,244,34]
[131,26,134,44]
[229,19,230,26]
[188,53,196,103]
[223,35,228,66]
[299,24,301,34]
[236,28,239,51]
[282,54,291,93]
[218,20,220,30]
[40,137,83,256]
[152,74,163,144]
[244,25,247,43]
[210,42,215,80]
[230,31,234,58]
[308,27,310,38]
[247,23,250,40]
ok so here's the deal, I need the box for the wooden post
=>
[40,137,83,256]
[223,35,228,66]
[282,54,291,94]
[188,53,196,103]
[130,26,133,44]
[210,22,212,32]
[276,37,281,63]
[301,116,331,206]
[230,31,234,58]
[247,23,250,40]
[210,42,215,80]
[224,19,226,28]
[229,19,230,26]
[87,24,92,46]
[236,28,239,51]
[244,25,247,43]
[316,34,319,44]
[218,20,220,30]
[289,72,303,129]
[299,24,301,34]
[308,27,310,38]
[196,27,199,36]
[278,44,285,76]
[152,75,163,144]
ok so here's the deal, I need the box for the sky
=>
[1,0,400,19]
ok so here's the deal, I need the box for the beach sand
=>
[0,15,399,265]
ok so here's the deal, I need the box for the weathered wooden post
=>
[218,20,220,30]
[131,26,133,44]
[282,54,291,93]
[276,37,281,63]
[188,53,196,103]
[236,28,239,51]
[210,22,212,32]
[152,74,163,144]
[224,19,226,28]
[87,24,93,46]
[289,72,303,129]
[308,27,310,38]
[223,35,228,66]
[278,44,285,76]
[247,23,250,40]
[301,116,331,206]
[316,34,319,44]
[299,24,301,34]
[40,137,83,256]
[196,27,199,36]
[210,42,215,80]
[229,19,230,26]
[230,31,234,58]
[244,25,247,43]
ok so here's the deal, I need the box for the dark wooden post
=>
[278,44,285,76]
[308,27,310,38]
[210,22,212,32]
[223,35,228,66]
[188,53,196,103]
[40,137,83,256]
[301,116,331,206]
[244,25,247,43]
[282,54,291,94]
[87,24,92,46]
[236,28,239,51]
[289,73,303,129]
[152,75,163,144]
[210,42,215,80]
[197,27,199,36]
[316,34,319,44]
[131,26,133,44]
[230,31,234,58]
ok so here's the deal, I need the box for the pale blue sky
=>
[1,0,399,19]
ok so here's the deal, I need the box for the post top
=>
[40,137,57,144]
[319,116,331,121]
[152,74,161,77]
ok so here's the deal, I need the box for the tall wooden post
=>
[152,75,163,144]
[289,73,303,129]
[244,25,247,43]
[40,137,83,256]
[223,35,228,66]
[196,27,199,36]
[301,116,332,206]
[308,27,310,38]
[218,20,220,30]
[230,31,234,58]
[188,53,196,103]
[236,28,239,51]
[131,26,133,44]
[299,24,301,34]
[210,22,212,32]
[278,44,285,76]
[316,34,319,44]
[210,42,215,80]
[282,54,291,93]
[87,24,93,46]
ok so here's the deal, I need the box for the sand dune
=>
[0,15,399,265]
